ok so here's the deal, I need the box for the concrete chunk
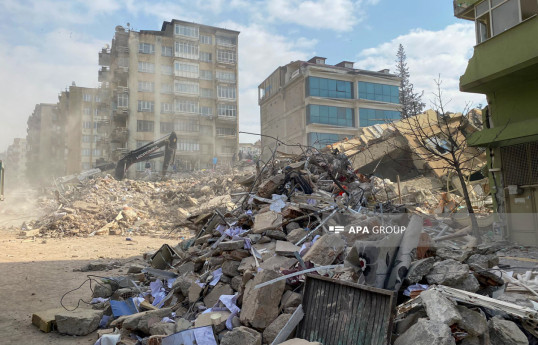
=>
[275,240,301,257]
[420,289,461,325]
[252,211,283,234]
[221,326,262,345]
[203,283,233,308]
[55,309,103,336]
[405,257,434,283]
[302,234,346,266]
[240,270,286,330]
[394,318,456,345]
[488,317,529,345]
[121,308,172,334]
[219,239,245,251]
[456,306,487,336]
[263,314,292,344]
[425,259,469,286]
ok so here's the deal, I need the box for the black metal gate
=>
[297,274,396,345]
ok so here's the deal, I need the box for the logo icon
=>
[328,225,345,233]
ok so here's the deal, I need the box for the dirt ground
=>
[0,230,177,345]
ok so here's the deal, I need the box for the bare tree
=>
[394,77,483,242]
[396,44,425,118]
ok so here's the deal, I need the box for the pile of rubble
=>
[31,149,537,345]
[19,171,250,238]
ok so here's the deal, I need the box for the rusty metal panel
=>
[297,274,396,345]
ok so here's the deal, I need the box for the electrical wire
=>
[60,275,120,311]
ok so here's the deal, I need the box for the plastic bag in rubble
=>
[270,194,287,212]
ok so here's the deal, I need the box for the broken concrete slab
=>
[286,228,306,244]
[275,240,301,257]
[425,259,469,286]
[222,260,241,277]
[203,283,233,308]
[252,211,283,234]
[241,270,286,330]
[466,253,499,269]
[488,316,529,345]
[394,318,456,345]
[435,248,471,262]
[302,234,346,266]
[456,306,487,337]
[55,309,104,336]
[405,257,434,284]
[32,308,65,333]
[259,255,298,271]
[280,290,302,309]
[220,326,262,345]
[218,239,245,251]
[175,318,191,333]
[420,289,462,325]
[188,282,203,303]
[149,322,176,336]
[120,308,172,334]
[266,230,287,240]
[451,274,480,292]
[263,313,292,344]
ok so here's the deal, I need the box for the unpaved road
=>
[0,231,176,345]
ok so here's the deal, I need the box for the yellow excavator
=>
[0,160,4,201]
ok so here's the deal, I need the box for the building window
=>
[358,82,399,104]
[174,99,199,114]
[474,0,534,43]
[160,121,174,133]
[174,119,199,132]
[118,57,129,68]
[425,136,452,155]
[162,46,173,57]
[200,35,212,45]
[161,65,173,75]
[306,77,353,99]
[307,132,348,149]
[82,162,91,170]
[175,41,199,60]
[117,93,128,107]
[137,120,154,132]
[161,102,173,113]
[161,83,173,94]
[216,71,235,82]
[216,127,236,136]
[138,43,155,54]
[81,148,91,156]
[83,108,91,115]
[217,85,236,99]
[83,94,92,102]
[358,108,401,127]
[307,105,354,127]
[216,36,236,47]
[174,61,199,78]
[217,104,237,117]
[136,140,151,149]
[82,121,96,129]
[174,81,199,95]
[175,24,199,38]
[200,52,212,62]
[92,149,101,156]
[200,106,213,116]
[200,70,213,80]
[137,100,155,112]
[95,95,101,102]
[217,50,236,63]
[177,138,200,151]
[94,109,99,116]
[201,88,214,98]
[82,135,97,143]
[138,62,155,73]
[138,81,155,92]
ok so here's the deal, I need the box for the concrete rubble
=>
[26,148,536,345]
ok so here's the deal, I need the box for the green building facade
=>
[455,0,538,245]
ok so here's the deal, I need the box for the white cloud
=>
[266,0,374,31]
[219,22,317,143]
[357,23,486,111]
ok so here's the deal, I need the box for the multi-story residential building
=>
[58,85,110,174]
[5,138,27,184]
[454,0,538,245]
[26,103,66,184]
[258,57,401,155]
[98,20,239,174]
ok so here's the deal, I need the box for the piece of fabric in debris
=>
[403,284,429,297]
[94,334,121,345]
[91,297,109,304]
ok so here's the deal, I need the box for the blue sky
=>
[0,0,485,151]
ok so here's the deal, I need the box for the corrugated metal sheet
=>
[297,274,396,345]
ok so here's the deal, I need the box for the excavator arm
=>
[96,132,177,180]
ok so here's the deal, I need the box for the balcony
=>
[98,67,110,82]
[110,127,128,143]
[453,0,480,19]
[113,107,129,121]
[217,115,237,122]
[99,49,111,66]
[460,16,538,93]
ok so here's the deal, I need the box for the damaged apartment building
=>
[98,19,240,174]
[258,57,401,157]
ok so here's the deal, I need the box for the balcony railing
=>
[99,49,111,66]
[110,127,128,143]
